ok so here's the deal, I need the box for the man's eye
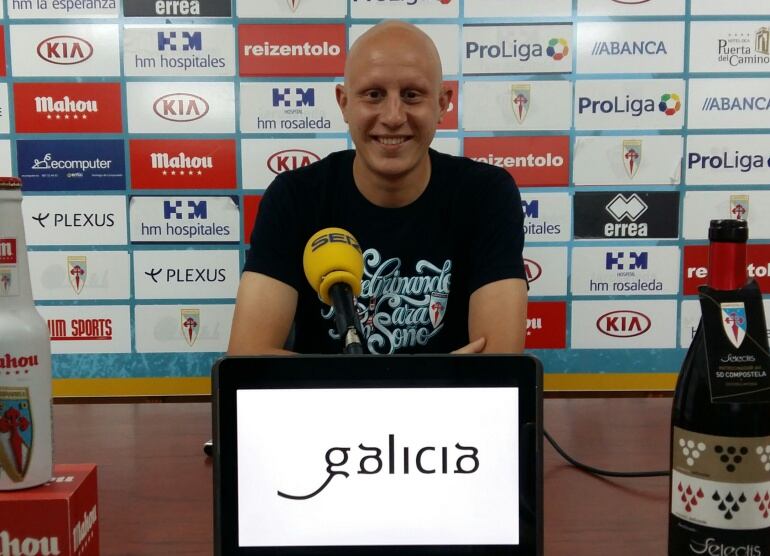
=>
[365,91,383,100]
[403,91,420,101]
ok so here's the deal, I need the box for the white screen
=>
[236,387,520,547]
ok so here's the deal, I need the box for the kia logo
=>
[612,0,650,3]
[596,310,651,338]
[37,35,93,65]
[267,149,320,175]
[523,258,542,283]
[153,93,209,122]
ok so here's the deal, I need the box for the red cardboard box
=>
[0,464,98,556]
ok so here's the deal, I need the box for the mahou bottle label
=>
[0,237,18,297]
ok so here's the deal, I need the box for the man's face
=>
[336,32,450,186]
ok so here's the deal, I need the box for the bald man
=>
[228,21,527,356]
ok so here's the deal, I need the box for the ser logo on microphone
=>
[310,232,361,253]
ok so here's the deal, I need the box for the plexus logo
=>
[578,93,681,117]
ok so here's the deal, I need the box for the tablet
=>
[213,354,542,556]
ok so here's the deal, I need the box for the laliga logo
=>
[153,93,209,123]
[36,35,93,65]
[277,434,479,500]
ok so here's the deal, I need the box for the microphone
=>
[303,228,365,354]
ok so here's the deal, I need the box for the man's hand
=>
[451,337,487,354]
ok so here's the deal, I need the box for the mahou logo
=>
[596,310,651,337]
[130,139,237,189]
[0,238,16,265]
[14,83,123,133]
[0,531,60,556]
[36,35,93,65]
[525,301,567,349]
[267,149,320,175]
[152,93,209,122]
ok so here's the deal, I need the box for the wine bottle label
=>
[672,427,770,531]
[699,281,770,403]
[0,237,19,297]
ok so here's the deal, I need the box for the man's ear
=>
[438,85,453,123]
[335,83,348,123]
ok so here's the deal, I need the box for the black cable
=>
[544,428,670,478]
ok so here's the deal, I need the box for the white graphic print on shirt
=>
[322,248,452,354]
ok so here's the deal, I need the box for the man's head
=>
[336,21,452,198]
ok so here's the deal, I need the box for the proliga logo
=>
[577,92,681,117]
[660,93,681,115]
[547,38,569,60]
[239,24,346,77]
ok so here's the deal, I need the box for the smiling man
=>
[228,21,527,356]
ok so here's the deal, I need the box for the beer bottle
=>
[670,219,770,554]
[0,177,53,490]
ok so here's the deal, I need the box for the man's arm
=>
[227,271,298,355]
[466,277,528,354]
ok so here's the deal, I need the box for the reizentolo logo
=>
[470,152,564,169]
[466,37,569,61]
[277,434,480,500]
[0,530,61,556]
[578,93,681,116]
[243,41,342,57]
[689,537,761,556]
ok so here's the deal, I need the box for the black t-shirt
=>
[244,148,525,354]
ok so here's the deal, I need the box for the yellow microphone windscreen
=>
[303,228,363,305]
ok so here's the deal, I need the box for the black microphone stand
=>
[329,283,364,354]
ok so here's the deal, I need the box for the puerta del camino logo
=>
[322,248,452,355]
[277,434,480,500]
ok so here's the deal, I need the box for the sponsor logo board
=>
[431,136,460,156]
[239,24,345,77]
[525,301,567,349]
[350,0,458,18]
[686,134,770,185]
[692,1,770,15]
[683,191,770,240]
[576,22,685,74]
[575,79,685,130]
[683,244,770,295]
[10,24,119,76]
[689,78,770,129]
[9,0,118,18]
[134,304,233,353]
[572,135,682,186]
[27,250,130,300]
[465,0,570,17]
[571,246,681,296]
[522,247,568,297]
[238,0,346,18]
[0,28,5,76]
[22,195,127,246]
[126,82,234,134]
[123,0,231,17]
[577,0,684,16]
[241,138,347,190]
[38,305,130,354]
[574,191,680,239]
[13,82,122,133]
[690,21,770,73]
[129,195,240,243]
[520,192,571,243]
[133,249,239,299]
[240,82,346,134]
[464,136,569,187]
[129,139,237,190]
[572,300,677,349]
[17,139,125,191]
[123,25,235,77]
[463,24,572,75]
[462,80,571,131]
[0,141,13,176]
[350,24,459,76]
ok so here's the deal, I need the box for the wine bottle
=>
[669,219,770,554]
[0,177,53,490]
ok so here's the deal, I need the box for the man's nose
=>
[380,96,407,127]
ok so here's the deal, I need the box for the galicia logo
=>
[36,35,93,65]
[466,37,570,62]
[596,310,651,338]
[267,149,320,175]
[591,40,667,56]
[152,93,209,122]
[524,258,542,283]
[276,434,479,500]
[577,93,681,117]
